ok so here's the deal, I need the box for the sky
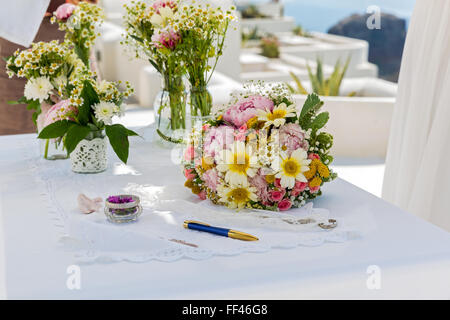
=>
[245,0,417,32]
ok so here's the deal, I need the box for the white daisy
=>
[272,148,311,189]
[216,141,260,186]
[217,183,258,210]
[24,77,53,102]
[92,101,116,124]
[257,102,297,128]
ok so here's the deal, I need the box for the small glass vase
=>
[40,137,68,160]
[154,75,187,145]
[188,86,213,117]
[70,130,108,174]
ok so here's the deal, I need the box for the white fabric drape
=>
[0,0,50,46]
[382,0,450,231]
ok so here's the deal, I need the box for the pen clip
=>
[183,220,211,228]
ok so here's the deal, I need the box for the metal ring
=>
[318,219,337,230]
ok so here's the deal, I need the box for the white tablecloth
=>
[1,109,450,299]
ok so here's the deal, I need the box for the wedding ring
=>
[318,219,337,230]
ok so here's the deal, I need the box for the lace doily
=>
[70,137,108,173]
[24,133,361,264]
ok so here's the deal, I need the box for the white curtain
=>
[0,0,50,46]
[382,0,450,231]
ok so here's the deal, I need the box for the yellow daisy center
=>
[227,187,250,203]
[267,109,287,121]
[281,158,301,177]
[229,153,250,174]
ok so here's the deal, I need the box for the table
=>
[1,110,450,299]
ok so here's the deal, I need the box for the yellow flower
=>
[216,141,260,186]
[184,179,194,189]
[191,185,201,195]
[303,159,320,180]
[317,163,330,178]
[217,184,258,210]
[201,156,215,171]
[257,103,296,128]
[246,116,258,129]
[265,174,275,184]
[309,176,322,188]
[273,149,311,188]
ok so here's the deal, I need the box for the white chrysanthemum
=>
[93,101,116,124]
[24,77,53,102]
[150,7,174,27]
[216,141,260,186]
[217,183,258,210]
[257,103,297,128]
[272,149,311,189]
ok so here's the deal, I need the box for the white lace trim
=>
[24,139,361,264]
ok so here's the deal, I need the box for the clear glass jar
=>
[188,86,212,117]
[154,75,187,145]
[70,129,108,174]
[40,137,68,160]
[104,195,142,223]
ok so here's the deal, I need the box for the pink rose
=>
[223,95,274,128]
[43,100,77,127]
[309,186,320,193]
[184,145,195,161]
[198,190,207,200]
[54,3,76,20]
[274,178,282,189]
[278,198,292,211]
[151,28,181,50]
[249,170,271,203]
[294,181,307,192]
[203,125,234,158]
[270,189,286,202]
[279,123,309,155]
[308,153,320,160]
[36,102,52,132]
[203,169,219,191]
[152,0,177,14]
[184,168,195,180]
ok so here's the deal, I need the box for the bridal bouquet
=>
[183,83,336,211]
[51,2,104,67]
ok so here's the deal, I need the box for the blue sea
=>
[275,0,415,32]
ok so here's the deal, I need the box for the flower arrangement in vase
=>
[123,0,186,143]
[50,2,104,68]
[5,41,91,159]
[37,77,136,173]
[123,0,236,143]
[182,83,336,211]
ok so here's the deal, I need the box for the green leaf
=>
[26,100,40,111]
[78,80,99,125]
[126,128,139,137]
[65,124,91,154]
[74,44,89,67]
[8,96,29,105]
[38,120,74,139]
[300,93,321,119]
[312,112,329,130]
[105,124,131,164]
[288,71,308,95]
[148,59,161,73]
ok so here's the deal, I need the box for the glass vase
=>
[188,86,212,117]
[40,138,68,160]
[154,75,187,145]
[70,129,108,174]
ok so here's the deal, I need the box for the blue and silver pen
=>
[183,220,259,241]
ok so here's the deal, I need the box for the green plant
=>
[241,5,267,19]
[292,25,310,37]
[286,56,356,96]
[260,37,280,59]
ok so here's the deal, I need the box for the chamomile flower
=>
[272,148,311,189]
[216,141,260,186]
[257,102,296,128]
[217,183,258,210]
[24,77,53,102]
[92,101,116,124]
